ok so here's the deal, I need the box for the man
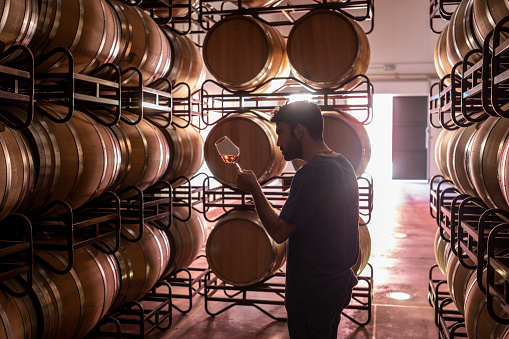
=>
[236,101,359,338]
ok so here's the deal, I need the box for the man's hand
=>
[236,169,259,193]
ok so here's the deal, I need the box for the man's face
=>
[275,121,303,161]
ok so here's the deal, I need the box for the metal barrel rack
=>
[85,281,173,339]
[198,172,374,324]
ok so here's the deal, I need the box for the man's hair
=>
[270,100,324,141]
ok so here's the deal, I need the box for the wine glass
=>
[215,136,241,170]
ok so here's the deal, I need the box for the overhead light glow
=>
[288,94,314,103]
[392,233,407,238]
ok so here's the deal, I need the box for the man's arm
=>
[237,170,295,244]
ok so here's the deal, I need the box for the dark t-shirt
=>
[280,154,360,313]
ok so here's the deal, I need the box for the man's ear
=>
[294,124,304,140]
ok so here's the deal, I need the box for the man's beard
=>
[281,134,303,161]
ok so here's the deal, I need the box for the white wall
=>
[361,0,445,180]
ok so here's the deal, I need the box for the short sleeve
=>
[279,165,328,229]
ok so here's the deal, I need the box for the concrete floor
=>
[101,180,439,338]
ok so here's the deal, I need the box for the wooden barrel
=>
[203,15,290,93]
[351,218,371,276]
[31,244,120,339]
[433,228,450,275]
[108,111,170,194]
[204,111,286,188]
[153,206,207,277]
[3,103,121,215]
[153,116,204,187]
[292,111,371,177]
[469,117,509,210]
[287,9,370,90]
[473,0,509,47]
[158,26,206,98]
[0,0,38,53]
[446,0,482,68]
[0,125,33,221]
[498,133,509,210]
[99,223,170,311]
[434,23,453,81]
[106,0,171,85]
[206,210,286,286]
[435,128,456,180]
[446,122,480,197]
[445,251,475,315]
[27,0,119,74]
[464,270,509,338]
[0,278,38,339]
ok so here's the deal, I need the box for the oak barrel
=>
[435,128,456,181]
[0,0,37,53]
[108,111,170,194]
[445,249,475,315]
[28,0,119,74]
[498,133,509,210]
[0,125,33,220]
[153,116,204,187]
[204,111,286,188]
[3,103,121,215]
[31,244,120,339]
[153,206,208,277]
[445,122,480,197]
[158,26,206,98]
[105,0,171,85]
[446,0,482,68]
[206,210,286,286]
[292,111,371,177]
[203,15,290,93]
[0,279,38,339]
[351,218,371,276]
[468,117,509,210]
[434,23,453,81]
[99,223,170,311]
[433,228,450,275]
[464,270,509,339]
[472,0,509,46]
[287,9,370,90]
